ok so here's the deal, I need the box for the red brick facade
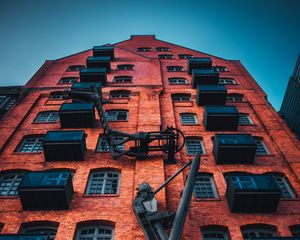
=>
[1,35,300,239]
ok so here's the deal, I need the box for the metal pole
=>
[168,153,201,240]
[153,161,192,195]
[153,222,169,240]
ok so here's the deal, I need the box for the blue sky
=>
[0,0,299,110]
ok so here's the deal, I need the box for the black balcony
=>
[196,85,227,106]
[18,171,73,210]
[59,103,95,128]
[0,235,50,240]
[71,82,101,102]
[213,134,257,164]
[188,57,212,74]
[192,69,219,88]
[226,174,281,213]
[43,130,86,161]
[204,106,239,131]
[86,57,111,72]
[80,68,107,86]
[93,46,114,60]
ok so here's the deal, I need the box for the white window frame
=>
[86,171,120,195]
[218,78,237,85]
[34,111,59,123]
[172,94,191,102]
[194,174,218,199]
[201,228,230,240]
[0,172,24,196]
[168,78,187,85]
[75,225,114,240]
[180,113,198,125]
[17,136,44,153]
[113,76,133,83]
[185,138,206,155]
[238,114,253,125]
[255,139,270,155]
[106,110,128,121]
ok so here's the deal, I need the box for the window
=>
[167,66,184,72]
[106,110,128,121]
[171,93,191,102]
[156,47,170,52]
[194,173,218,199]
[96,136,125,152]
[42,172,68,186]
[226,94,244,102]
[58,77,78,85]
[231,175,257,189]
[241,225,277,239]
[255,139,269,155]
[272,174,295,199]
[159,54,174,59]
[168,78,187,85]
[116,64,134,71]
[0,172,24,196]
[185,137,205,155]
[86,171,120,194]
[16,136,43,153]
[178,54,193,59]
[180,113,198,125]
[137,47,152,52]
[21,224,58,240]
[113,76,132,83]
[34,111,59,123]
[49,92,68,100]
[201,226,230,240]
[238,114,253,125]
[75,225,114,240]
[290,225,300,237]
[110,90,131,99]
[213,66,228,72]
[218,78,237,85]
[66,65,85,72]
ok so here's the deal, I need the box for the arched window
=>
[105,110,128,121]
[15,135,44,153]
[0,171,25,196]
[226,94,244,102]
[109,90,131,99]
[75,224,114,240]
[194,173,218,199]
[178,54,193,59]
[180,113,198,125]
[58,77,78,85]
[66,65,85,72]
[171,93,191,102]
[113,76,132,83]
[264,172,296,199]
[137,47,152,52]
[168,78,187,85]
[34,111,59,123]
[116,64,134,71]
[167,66,184,72]
[86,170,120,195]
[185,137,205,155]
[201,225,230,240]
[159,54,174,59]
[253,137,270,155]
[156,47,170,52]
[241,224,277,239]
[20,221,58,240]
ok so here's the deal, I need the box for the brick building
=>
[280,54,300,139]
[0,35,300,239]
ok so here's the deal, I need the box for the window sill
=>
[83,194,120,198]
[0,196,19,199]
[186,153,208,157]
[107,120,128,122]
[12,152,43,155]
[181,124,200,126]
[193,197,222,202]
[32,122,59,124]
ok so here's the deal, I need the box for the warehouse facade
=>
[0,35,300,239]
